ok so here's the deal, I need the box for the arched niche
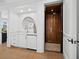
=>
[22,17,37,33]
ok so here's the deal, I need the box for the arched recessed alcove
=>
[22,17,37,33]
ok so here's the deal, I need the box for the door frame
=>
[44,2,63,53]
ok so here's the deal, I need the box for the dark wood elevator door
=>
[46,13,62,44]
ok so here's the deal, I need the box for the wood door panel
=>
[46,13,62,44]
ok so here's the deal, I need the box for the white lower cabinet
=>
[11,33,37,50]
[11,34,18,47]
[27,35,36,50]
[17,34,27,48]
[11,32,26,48]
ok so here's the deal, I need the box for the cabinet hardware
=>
[74,40,79,44]
[67,39,73,44]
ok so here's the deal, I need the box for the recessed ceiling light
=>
[28,8,32,12]
[53,13,56,15]
[51,9,53,12]
[20,9,24,12]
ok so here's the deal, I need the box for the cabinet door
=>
[27,36,36,50]
[17,33,27,48]
[11,33,18,46]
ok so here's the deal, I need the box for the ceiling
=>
[0,0,39,6]
[0,0,40,9]
[0,0,28,3]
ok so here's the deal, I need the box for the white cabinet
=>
[11,33,18,47]
[27,34,37,50]
[17,33,27,48]
[11,32,37,50]
[11,32,27,48]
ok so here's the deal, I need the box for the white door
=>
[63,0,77,59]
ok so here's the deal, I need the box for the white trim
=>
[36,50,44,53]
[63,32,73,39]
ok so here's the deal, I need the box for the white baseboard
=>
[36,50,44,53]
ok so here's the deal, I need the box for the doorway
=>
[45,3,63,53]
[2,22,7,43]
[0,19,7,44]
